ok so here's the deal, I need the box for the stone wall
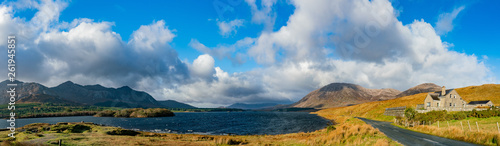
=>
[384,106,406,117]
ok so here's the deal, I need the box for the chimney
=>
[441,86,446,95]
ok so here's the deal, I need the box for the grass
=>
[408,117,500,145]
[312,84,500,145]
[315,84,500,122]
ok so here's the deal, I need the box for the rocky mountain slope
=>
[227,103,278,110]
[291,83,401,109]
[158,100,197,109]
[396,83,441,97]
[16,94,78,105]
[0,80,176,108]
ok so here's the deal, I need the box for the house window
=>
[450,103,452,106]
[437,103,440,107]
[426,102,430,107]
[454,95,456,98]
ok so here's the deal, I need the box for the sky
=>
[1,0,499,108]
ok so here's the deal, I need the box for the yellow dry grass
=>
[456,84,500,106]
[409,124,500,146]
[315,84,500,122]
[313,84,500,145]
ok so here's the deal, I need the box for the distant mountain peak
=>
[292,82,401,109]
[396,83,441,97]
[227,102,279,110]
[118,86,132,90]
[1,80,164,108]
[319,83,361,92]
[62,80,74,84]
[57,81,78,87]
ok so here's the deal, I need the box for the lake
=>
[2,112,330,135]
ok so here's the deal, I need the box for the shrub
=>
[402,108,500,124]
[106,128,140,136]
[94,108,174,118]
[404,108,417,121]
[94,110,116,117]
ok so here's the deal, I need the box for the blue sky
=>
[2,0,499,107]
[14,0,494,76]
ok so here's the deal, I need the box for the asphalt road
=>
[357,117,478,146]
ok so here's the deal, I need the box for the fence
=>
[395,119,500,134]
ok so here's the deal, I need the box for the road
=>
[357,117,478,146]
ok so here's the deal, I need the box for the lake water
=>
[2,112,330,135]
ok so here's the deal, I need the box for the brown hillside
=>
[315,84,500,122]
[291,83,401,109]
[396,83,441,97]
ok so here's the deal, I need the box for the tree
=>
[404,107,417,121]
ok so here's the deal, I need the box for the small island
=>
[94,108,175,118]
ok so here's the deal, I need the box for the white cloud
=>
[168,0,493,107]
[245,0,277,31]
[31,0,68,31]
[0,1,189,93]
[190,54,215,80]
[217,19,244,37]
[435,6,465,35]
[128,20,176,51]
[189,38,254,65]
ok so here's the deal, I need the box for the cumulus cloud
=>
[0,0,494,108]
[217,19,244,37]
[435,6,465,35]
[0,1,189,93]
[190,54,215,80]
[245,0,277,31]
[189,38,254,65]
[173,0,493,107]
[128,20,176,51]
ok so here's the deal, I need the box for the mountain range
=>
[227,103,279,110]
[1,80,445,110]
[291,83,442,109]
[0,80,196,108]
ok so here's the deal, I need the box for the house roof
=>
[468,100,491,105]
[429,93,440,100]
[433,89,453,96]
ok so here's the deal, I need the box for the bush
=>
[106,128,140,136]
[403,107,500,124]
[94,108,174,118]
[51,124,91,133]
[326,125,336,133]
[404,108,417,121]
[94,110,116,117]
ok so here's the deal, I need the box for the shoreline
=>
[2,111,331,136]
[0,109,401,145]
